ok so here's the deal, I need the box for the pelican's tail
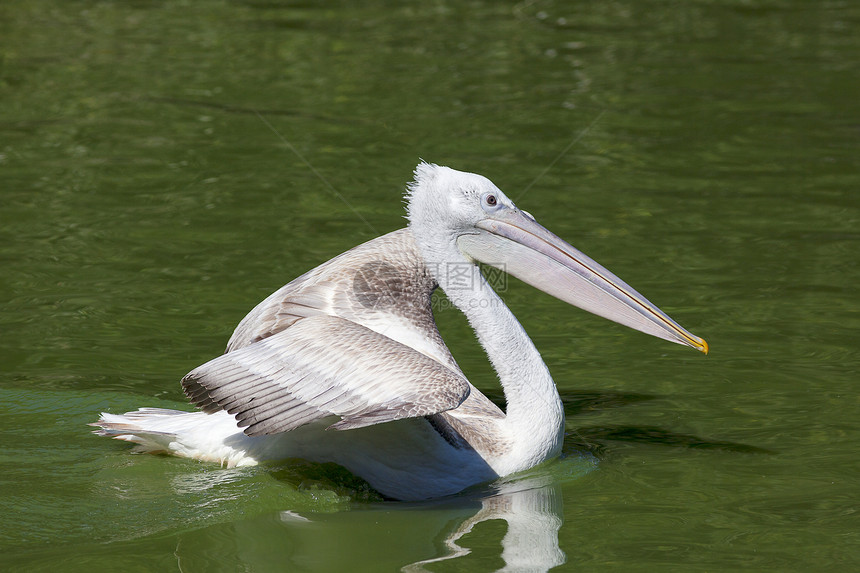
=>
[92,408,192,451]
[91,408,259,468]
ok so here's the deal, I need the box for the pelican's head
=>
[406,162,707,353]
[406,161,514,237]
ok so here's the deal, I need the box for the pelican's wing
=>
[182,314,471,436]
[224,229,432,354]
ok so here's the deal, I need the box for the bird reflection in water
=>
[169,455,595,572]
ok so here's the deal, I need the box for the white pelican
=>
[94,162,707,501]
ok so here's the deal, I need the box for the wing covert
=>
[182,315,470,436]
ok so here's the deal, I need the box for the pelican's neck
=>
[440,262,565,471]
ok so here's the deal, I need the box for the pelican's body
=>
[95,163,706,500]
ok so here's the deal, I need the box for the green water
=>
[2,0,858,570]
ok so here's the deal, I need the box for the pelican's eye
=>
[480,192,503,214]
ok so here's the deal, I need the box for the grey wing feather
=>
[181,314,471,436]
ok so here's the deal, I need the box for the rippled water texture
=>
[1,0,858,570]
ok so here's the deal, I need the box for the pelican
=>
[93,162,707,501]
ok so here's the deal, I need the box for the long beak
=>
[456,209,708,353]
